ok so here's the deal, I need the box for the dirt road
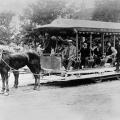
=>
[0,74,120,120]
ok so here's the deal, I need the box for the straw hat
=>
[67,39,73,43]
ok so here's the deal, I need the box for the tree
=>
[0,11,15,44]
[19,0,76,44]
[21,0,75,25]
[92,0,120,22]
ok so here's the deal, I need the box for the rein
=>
[1,58,16,71]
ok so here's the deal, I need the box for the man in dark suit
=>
[80,43,90,68]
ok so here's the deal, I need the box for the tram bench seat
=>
[100,58,106,67]
[87,59,94,68]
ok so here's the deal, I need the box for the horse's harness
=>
[0,50,43,76]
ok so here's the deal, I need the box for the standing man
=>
[116,41,120,71]
[80,43,90,68]
[62,44,68,69]
[67,40,76,70]
[62,40,76,70]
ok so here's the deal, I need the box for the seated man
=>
[105,41,117,65]
[93,43,103,66]
[62,40,76,70]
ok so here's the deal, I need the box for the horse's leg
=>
[0,73,5,94]
[32,72,40,90]
[34,76,38,90]
[13,71,19,88]
[27,65,40,90]
[33,74,40,90]
[37,74,40,90]
[4,72,9,96]
[33,71,40,90]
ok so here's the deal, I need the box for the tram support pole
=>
[102,33,105,55]
[90,33,93,59]
[74,29,79,62]
[113,34,116,48]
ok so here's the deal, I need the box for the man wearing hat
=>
[62,39,76,70]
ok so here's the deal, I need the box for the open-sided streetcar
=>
[34,18,120,83]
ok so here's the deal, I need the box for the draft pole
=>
[113,34,116,48]
[74,28,79,62]
[90,32,93,59]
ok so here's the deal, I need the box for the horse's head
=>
[0,49,12,61]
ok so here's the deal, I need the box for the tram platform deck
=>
[0,66,119,89]
[40,66,120,83]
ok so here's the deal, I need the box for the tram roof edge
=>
[34,19,120,33]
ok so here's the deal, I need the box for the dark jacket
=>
[94,47,102,58]
[80,47,90,59]
[116,45,120,59]
[106,46,112,56]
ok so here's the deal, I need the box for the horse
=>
[0,50,41,95]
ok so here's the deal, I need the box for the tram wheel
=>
[95,78,102,83]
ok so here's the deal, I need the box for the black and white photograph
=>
[0,0,120,120]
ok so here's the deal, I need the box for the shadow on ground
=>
[27,76,119,88]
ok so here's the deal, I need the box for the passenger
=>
[62,40,76,70]
[36,44,44,56]
[93,43,103,66]
[105,41,117,65]
[80,43,90,68]
[50,48,55,56]
[62,44,68,69]
[115,40,120,72]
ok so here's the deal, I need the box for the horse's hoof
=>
[37,87,40,91]
[0,90,4,94]
[14,86,18,88]
[33,86,37,90]
[4,92,9,96]
[14,85,18,88]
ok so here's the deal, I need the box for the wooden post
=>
[90,33,92,58]
[113,34,116,48]
[74,29,79,62]
[101,33,105,55]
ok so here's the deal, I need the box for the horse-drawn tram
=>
[34,18,120,83]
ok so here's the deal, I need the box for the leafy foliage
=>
[21,0,71,25]
[19,0,76,44]
[0,11,15,44]
[92,0,120,22]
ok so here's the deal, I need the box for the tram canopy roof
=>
[35,19,120,33]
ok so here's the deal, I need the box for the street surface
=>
[0,73,120,120]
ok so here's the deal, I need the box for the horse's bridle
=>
[0,49,14,70]
[0,49,3,61]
